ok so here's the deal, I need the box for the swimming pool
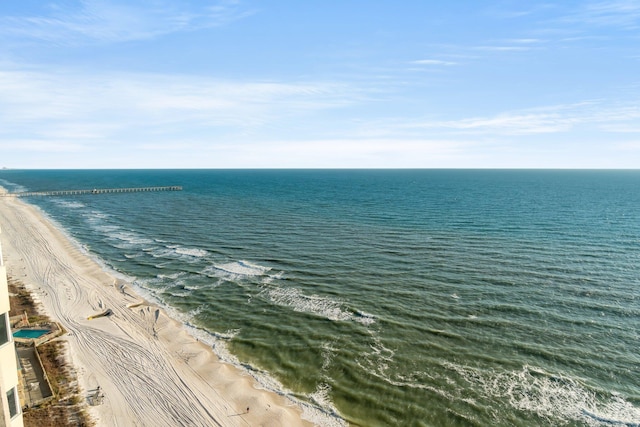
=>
[13,329,50,339]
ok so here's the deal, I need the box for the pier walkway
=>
[1,186,182,197]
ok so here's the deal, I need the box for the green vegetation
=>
[8,277,93,427]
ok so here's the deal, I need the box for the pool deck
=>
[10,322,62,409]
[17,345,54,407]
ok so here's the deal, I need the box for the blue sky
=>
[1,0,639,168]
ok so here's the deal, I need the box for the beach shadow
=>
[228,407,250,417]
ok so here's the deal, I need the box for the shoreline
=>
[0,191,319,426]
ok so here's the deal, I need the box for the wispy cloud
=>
[579,0,640,29]
[399,102,640,136]
[615,141,640,150]
[474,45,533,52]
[540,0,640,33]
[197,138,474,168]
[0,139,88,152]
[0,0,254,44]
[411,59,457,66]
[0,65,357,154]
[485,3,561,20]
[508,38,546,44]
[432,113,577,134]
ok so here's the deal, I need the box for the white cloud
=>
[508,38,546,44]
[0,0,254,44]
[0,139,88,152]
[412,59,457,66]
[601,124,640,132]
[581,0,640,29]
[399,102,640,136]
[474,45,532,52]
[435,113,578,134]
[0,66,358,156]
[191,138,474,168]
[615,141,640,150]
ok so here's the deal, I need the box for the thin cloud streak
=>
[0,0,254,44]
[0,139,88,152]
[196,138,475,168]
[401,102,640,136]
[0,66,360,154]
[580,0,640,29]
[616,141,640,150]
[0,68,353,120]
[412,59,457,66]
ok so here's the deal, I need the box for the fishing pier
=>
[1,186,182,197]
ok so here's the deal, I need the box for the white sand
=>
[0,192,315,427]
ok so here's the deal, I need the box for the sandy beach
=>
[0,191,314,427]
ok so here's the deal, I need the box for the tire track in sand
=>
[0,197,259,427]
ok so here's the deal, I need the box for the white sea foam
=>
[94,224,120,233]
[87,210,109,219]
[354,310,377,326]
[0,180,27,193]
[207,260,272,278]
[355,332,396,384]
[157,272,183,279]
[321,342,336,371]
[203,330,346,427]
[444,363,640,426]
[299,383,346,427]
[53,200,85,209]
[264,287,353,322]
[149,248,178,259]
[83,211,111,230]
[175,247,208,258]
[167,290,191,298]
[376,368,453,399]
[310,382,334,410]
[111,231,154,248]
[187,304,204,318]
[262,271,285,284]
[262,285,377,326]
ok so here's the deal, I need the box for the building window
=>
[0,312,9,347]
[7,387,19,418]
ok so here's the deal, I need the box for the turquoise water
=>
[1,170,639,426]
[13,329,50,339]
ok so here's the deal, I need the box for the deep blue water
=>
[1,169,639,426]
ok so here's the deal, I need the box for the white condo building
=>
[0,226,24,427]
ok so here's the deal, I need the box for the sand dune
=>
[0,192,314,427]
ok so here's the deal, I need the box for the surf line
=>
[581,409,640,427]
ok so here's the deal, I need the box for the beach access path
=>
[0,191,314,427]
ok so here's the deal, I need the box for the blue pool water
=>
[13,329,50,339]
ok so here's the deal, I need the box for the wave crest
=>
[208,260,272,277]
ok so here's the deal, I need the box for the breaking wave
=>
[445,363,640,426]
[261,286,375,326]
[175,247,208,258]
[206,260,272,278]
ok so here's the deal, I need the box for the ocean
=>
[1,169,638,426]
